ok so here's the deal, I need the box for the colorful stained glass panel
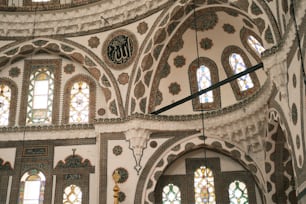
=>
[229,180,249,204]
[247,35,265,55]
[162,184,181,204]
[69,82,90,123]
[196,65,213,103]
[194,166,216,204]
[229,53,254,91]
[63,185,82,204]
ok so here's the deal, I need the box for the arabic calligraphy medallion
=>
[102,30,138,70]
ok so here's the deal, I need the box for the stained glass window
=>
[26,67,54,124]
[196,65,213,103]
[194,166,216,204]
[0,84,11,126]
[229,53,254,91]
[63,185,82,204]
[19,169,45,204]
[69,81,90,123]
[229,180,249,204]
[247,35,265,55]
[162,184,181,204]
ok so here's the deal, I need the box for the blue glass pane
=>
[247,35,265,55]
[229,53,254,91]
[196,65,213,103]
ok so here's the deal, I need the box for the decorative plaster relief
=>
[124,128,151,174]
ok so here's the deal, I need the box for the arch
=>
[134,133,265,204]
[128,1,280,114]
[0,77,17,126]
[188,57,221,110]
[221,45,260,100]
[0,37,124,118]
[62,74,96,124]
[19,169,46,204]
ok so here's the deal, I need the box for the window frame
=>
[0,78,18,126]
[240,27,264,62]
[19,59,61,126]
[188,57,221,111]
[62,74,96,124]
[221,46,260,100]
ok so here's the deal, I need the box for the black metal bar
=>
[151,62,264,115]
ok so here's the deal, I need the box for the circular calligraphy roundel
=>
[102,29,138,70]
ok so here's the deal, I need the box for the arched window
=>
[19,169,45,204]
[194,166,216,204]
[69,81,90,123]
[229,53,254,91]
[189,57,220,110]
[247,35,265,55]
[228,180,249,204]
[63,185,82,204]
[162,184,181,204]
[197,65,213,103]
[26,67,54,124]
[0,84,11,126]
[63,75,96,124]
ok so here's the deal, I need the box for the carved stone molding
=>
[0,0,171,37]
[124,128,151,174]
[263,53,288,99]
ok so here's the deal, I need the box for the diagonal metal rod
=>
[151,62,264,115]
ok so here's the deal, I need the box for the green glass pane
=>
[162,184,181,204]
[229,180,249,204]
[194,166,216,204]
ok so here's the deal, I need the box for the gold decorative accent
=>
[113,170,121,204]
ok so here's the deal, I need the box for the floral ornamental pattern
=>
[118,72,129,85]
[102,30,138,70]
[63,185,82,204]
[200,38,213,50]
[190,12,218,31]
[137,22,148,35]
[113,145,123,156]
[223,24,235,34]
[97,108,106,116]
[168,82,181,95]
[113,167,129,183]
[55,155,93,169]
[194,166,216,204]
[118,191,126,202]
[69,81,90,123]
[173,55,186,68]
[228,180,249,204]
[88,36,100,48]
[64,64,76,74]
[9,67,21,77]
[162,184,181,204]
